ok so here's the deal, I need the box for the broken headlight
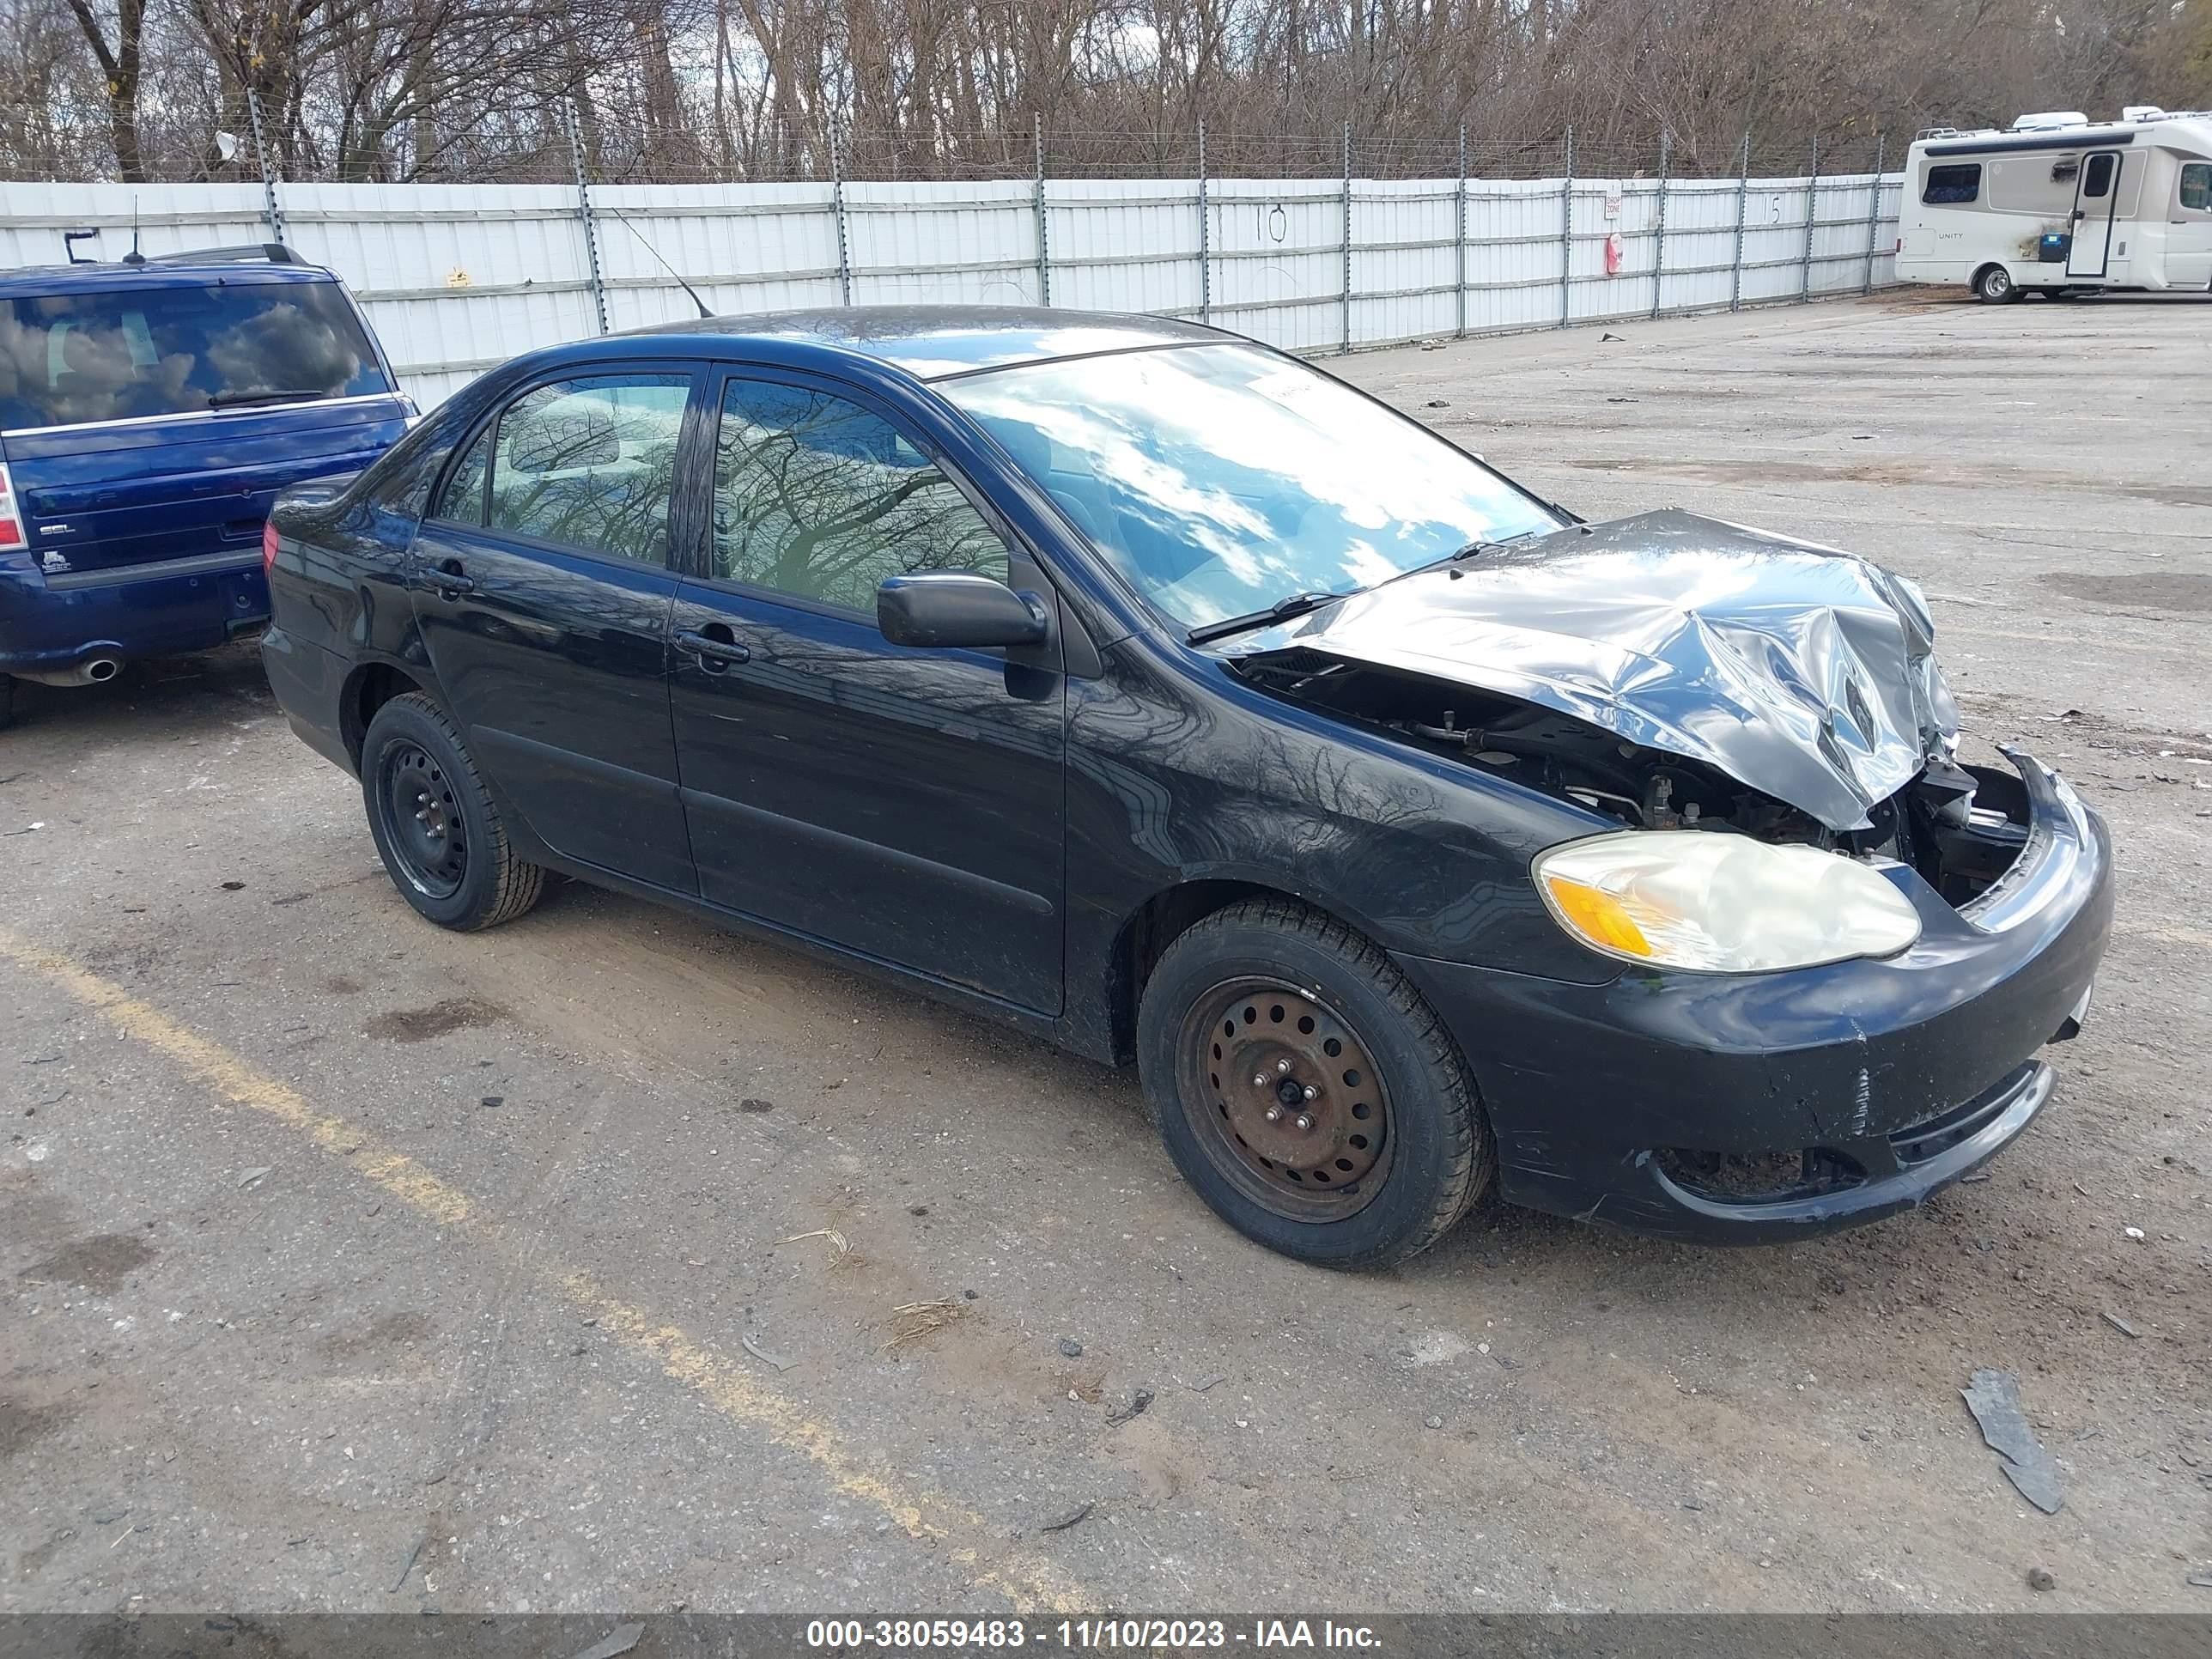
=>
[1534,832,1922,972]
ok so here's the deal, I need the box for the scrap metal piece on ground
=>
[1961,1367,2064,1514]
[1106,1388,1155,1426]
[570,1623,645,1659]
[740,1332,793,1371]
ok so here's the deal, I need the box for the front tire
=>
[1137,897,1492,1268]
[1973,264,2018,304]
[360,691,543,931]
[0,674,14,731]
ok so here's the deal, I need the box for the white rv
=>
[1896,107,2212,301]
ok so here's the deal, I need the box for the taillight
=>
[262,518,280,574]
[0,463,23,549]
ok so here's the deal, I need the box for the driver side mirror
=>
[878,570,1049,649]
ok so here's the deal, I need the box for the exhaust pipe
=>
[15,654,124,687]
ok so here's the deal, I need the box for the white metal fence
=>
[0,168,1903,407]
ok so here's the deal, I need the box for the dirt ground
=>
[3,291,2207,1619]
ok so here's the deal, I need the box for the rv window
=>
[2183,163,2212,211]
[1922,164,1981,204]
[2081,153,2116,198]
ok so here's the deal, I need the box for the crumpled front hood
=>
[1224,509,1960,832]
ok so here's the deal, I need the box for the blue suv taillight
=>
[0,463,22,549]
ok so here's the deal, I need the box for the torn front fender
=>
[1222,509,1960,832]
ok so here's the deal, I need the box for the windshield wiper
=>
[1186,589,1354,647]
[1370,527,1547,591]
[208,388,325,409]
[1445,526,1545,564]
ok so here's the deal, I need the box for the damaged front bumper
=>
[1391,749,2113,1243]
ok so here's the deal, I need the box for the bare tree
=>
[5,0,2208,183]
[61,0,149,179]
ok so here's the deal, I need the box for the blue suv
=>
[0,243,410,726]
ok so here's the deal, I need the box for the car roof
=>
[0,259,339,300]
[623,305,1229,381]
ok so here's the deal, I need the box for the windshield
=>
[941,343,1561,628]
[0,278,391,431]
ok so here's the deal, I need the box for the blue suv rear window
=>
[0,278,392,431]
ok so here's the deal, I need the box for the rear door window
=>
[483,374,690,565]
[0,278,392,430]
[434,426,493,525]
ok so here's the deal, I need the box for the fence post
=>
[1558,125,1574,328]
[1197,116,1211,325]
[1863,134,1887,295]
[1650,130,1670,321]
[1801,132,1820,301]
[245,88,287,247]
[1340,121,1353,355]
[830,123,853,307]
[563,101,610,336]
[1033,112,1050,307]
[1729,131,1751,312]
[1455,125,1468,339]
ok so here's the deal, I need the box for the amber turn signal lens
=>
[1540,874,1656,959]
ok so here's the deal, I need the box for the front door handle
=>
[428,558,475,598]
[677,626,751,670]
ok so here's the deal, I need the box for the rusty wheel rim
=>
[1176,976,1392,1222]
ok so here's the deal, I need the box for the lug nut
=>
[1276,1058,1293,1074]
[1252,1073,1267,1087]
[1294,1114,1314,1132]
[1264,1106,1282,1123]
[1302,1085,1317,1101]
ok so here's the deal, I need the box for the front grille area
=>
[1888,1064,2036,1165]
[1653,1146,1866,1206]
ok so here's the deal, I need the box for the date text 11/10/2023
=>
[803,1618,1384,1649]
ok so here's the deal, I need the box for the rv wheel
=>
[1973,265,2018,304]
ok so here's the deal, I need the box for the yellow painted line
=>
[0,927,1087,1614]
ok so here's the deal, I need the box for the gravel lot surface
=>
[3,291,2206,1617]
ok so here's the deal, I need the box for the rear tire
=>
[360,691,543,931]
[0,674,13,731]
[1972,264,2018,304]
[1136,896,1492,1268]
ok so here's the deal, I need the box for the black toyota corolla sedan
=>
[261,307,2112,1267]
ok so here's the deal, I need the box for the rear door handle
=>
[677,626,751,669]
[427,559,475,598]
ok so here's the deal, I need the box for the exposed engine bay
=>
[1217,509,1967,838]
[1231,649,2025,910]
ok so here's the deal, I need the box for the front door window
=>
[711,378,1010,611]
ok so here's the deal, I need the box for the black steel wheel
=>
[359,691,544,931]
[1177,977,1395,1223]
[374,740,469,901]
[1139,896,1492,1268]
